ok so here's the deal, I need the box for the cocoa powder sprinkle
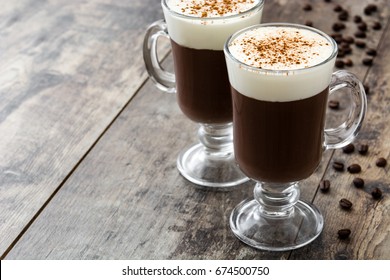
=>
[229,27,332,69]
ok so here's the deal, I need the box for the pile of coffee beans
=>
[302,1,381,69]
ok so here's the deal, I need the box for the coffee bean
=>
[353,177,365,188]
[328,100,340,109]
[332,22,346,32]
[348,164,362,174]
[334,5,343,12]
[331,33,342,39]
[338,11,349,21]
[371,187,383,199]
[342,143,355,154]
[338,229,351,240]
[357,22,368,31]
[354,31,367,38]
[338,229,351,239]
[376,157,387,167]
[333,161,344,171]
[335,59,345,68]
[355,40,366,48]
[362,58,373,66]
[353,15,362,23]
[364,4,378,15]
[357,144,369,155]
[344,58,354,67]
[337,49,345,58]
[305,20,313,27]
[344,47,352,55]
[340,198,353,210]
[319,180,331,193]
[342,36,355,44]
[324,0,332,2]
[373,21,382,30]
[366,48,377,56]
[303,4,312,11]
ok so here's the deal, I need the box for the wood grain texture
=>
[0,0,165,257]
[2,0,390,260]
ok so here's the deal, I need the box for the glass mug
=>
[224,23,367,250]
[143,0,264,188]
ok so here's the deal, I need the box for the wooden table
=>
[1,0,389,260]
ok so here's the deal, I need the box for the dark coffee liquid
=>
[171,39,232,124]
[232,87,329,182]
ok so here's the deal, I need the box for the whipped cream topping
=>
[228,26,333,70]
[224,25,337,101]
[168,0,258,17]
[163,0,263,50]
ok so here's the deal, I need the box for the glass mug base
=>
[177,143,249,189]
[230,198,324,251]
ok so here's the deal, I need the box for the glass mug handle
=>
[143,20,176,94]
[324,70,367,150]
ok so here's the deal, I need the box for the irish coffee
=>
[225,25,336,183]
[225,23,367,251]
[163,0,263,123]
[144,0,264,187]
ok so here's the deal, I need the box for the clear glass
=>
[143,0,264,189]
[224,23,367,250]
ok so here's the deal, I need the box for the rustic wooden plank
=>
[0,0,165,257]
[4,0,389,259]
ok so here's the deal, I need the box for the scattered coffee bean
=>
[364,4,378,15]
[362,58,373,66]
[344,58,354,67]
[376,157,387,167]
[303,3,312,11]
[334,5,343,12]
[371,187,383,199]
[344,47,352,55]
[328,100,340,109]
[333,161,345,171]
[305,20,313,27]
[338,228,351,239]
[372,21,382,30]
[342,143,355,154]
[358,143,369,154]
[340,198,353,210]
[354,30,367,38]
[337,49,345,58]
[366,48,377,56]
[353,15,362,23]
[338,10,349,21]
[332,22,346,32]
[357,22,368,31]
[353,177,365,188]
[355,40,366,48]
[324,0,332,2]
[339,198,353,210]
[342,36,355,44]
[335,59,345,68]
[319,180,331,193]
[348,164,362,174]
